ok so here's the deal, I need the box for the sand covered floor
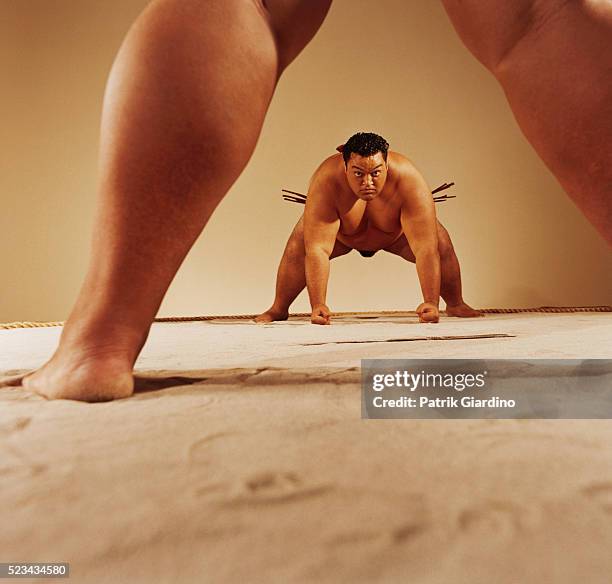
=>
[1,312,612,583]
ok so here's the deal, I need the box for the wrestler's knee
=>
[105,1,281,189]
[437,226,454,258]
[285,230,306,259]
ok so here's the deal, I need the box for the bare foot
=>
[20,348,134,402]
[254,309,289,323]
[0,371,33,388]
[446,302,483,318]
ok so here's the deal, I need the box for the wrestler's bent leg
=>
[441,0,612,245]
[8,0,332,401]
[384,222,481,317]
[255,216,352,323]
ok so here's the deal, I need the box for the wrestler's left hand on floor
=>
[417,302,440,323]
[311,304,332,325]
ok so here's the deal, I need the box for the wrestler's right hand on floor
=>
[416,302,439,324]
[311,304,331,325]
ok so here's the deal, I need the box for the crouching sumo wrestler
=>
[256,132,481,325]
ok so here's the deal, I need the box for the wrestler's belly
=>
[337,228,403,251]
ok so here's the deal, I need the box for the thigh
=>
[288,216,349,259]
[262,0,333,70]
[440,0,541,71]
[384,221,450,261]
[100,0,324,204]
[383,234,415,262]
[441,0,612,244]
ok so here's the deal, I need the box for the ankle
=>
[58,321,148,366]
[444,298,464,308]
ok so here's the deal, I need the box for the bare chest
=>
[338,197,401,238]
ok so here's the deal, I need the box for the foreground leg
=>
[385,223,482,317]
[255,216,351,322]
[441,0,612,245]
[19,0,330,401]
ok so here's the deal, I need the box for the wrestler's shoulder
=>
[388,152,424,190]
[317,152,343,171]
[311,153,344,185]
[388,151,419,176]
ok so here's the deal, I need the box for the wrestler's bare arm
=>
[303,172,340,325]
[398,166,441,323]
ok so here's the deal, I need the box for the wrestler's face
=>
[345,152,388,201]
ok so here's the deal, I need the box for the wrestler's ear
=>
[336,143,345,153]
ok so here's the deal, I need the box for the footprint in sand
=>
[0,460,47,478]
[187,432,234,463]
[391,520,430,544]
[457,501,529,540]
[580,482,612,514]
[330,511,430,549]
[222,471,333,507]
[0,431,48,477]
[0,416,31,435]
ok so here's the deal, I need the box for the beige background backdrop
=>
[1,0,610,323]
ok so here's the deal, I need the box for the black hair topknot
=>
[342,132,389,164]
